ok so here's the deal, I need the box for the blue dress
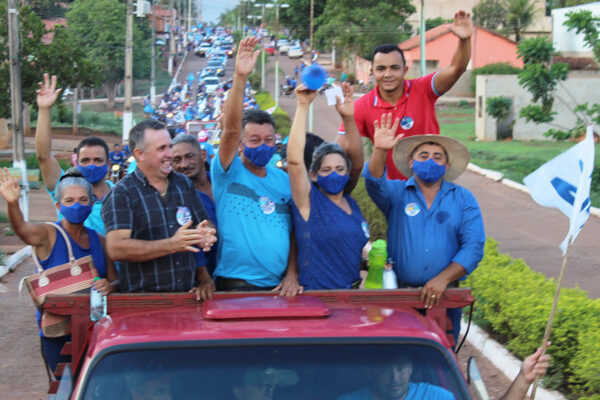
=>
[293,184,370,290]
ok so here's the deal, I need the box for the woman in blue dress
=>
[0,168,118,378]
[287,83,370,290]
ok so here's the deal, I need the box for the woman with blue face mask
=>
[0,168,118,380]
[287,83,370,290]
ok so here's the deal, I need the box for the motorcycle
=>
[110,163,121,183]
[279,84,295,98]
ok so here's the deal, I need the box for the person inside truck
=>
[211,36,301,295]
[101,119,217,300]
[364,119,485,343]
[336,353,454,400]
[231,368,299,400]
[286,83,369,290]
[0,168,118,378]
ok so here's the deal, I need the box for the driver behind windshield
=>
[336,353,454,400]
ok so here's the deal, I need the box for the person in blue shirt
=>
[109,143,126,166]
[212,36,301,295]
[35,73,114,235]
[287,83,368,290]
[171,134,218,276]
[363,114,485,343]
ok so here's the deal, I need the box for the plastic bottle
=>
[382,264,398,289]
[364,239,387,289]
[90,277,107,322]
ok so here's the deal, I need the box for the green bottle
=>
[365,240,387,289]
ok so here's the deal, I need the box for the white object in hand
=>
[325,86,344,106]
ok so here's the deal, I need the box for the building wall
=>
[552,2,600,53]
[475,73,600,141]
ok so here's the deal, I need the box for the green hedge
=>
[463,239,600,397]
[470,62,522,92]
[351,184,600,397]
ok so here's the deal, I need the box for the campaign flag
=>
[523,125,595,255]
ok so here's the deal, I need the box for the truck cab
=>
[44,289,474,399]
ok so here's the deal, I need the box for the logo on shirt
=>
[259,196,276,215]
[38,275,49,287]
[176,206,192,226]
[405,202,420,217]
[361,221,370,239]
[400,116,414,130]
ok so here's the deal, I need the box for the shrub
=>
[486,96,511,120]
[470,62,522,92]
[350,178,387,240]
[463,239,600,395]
[254,90,292,136]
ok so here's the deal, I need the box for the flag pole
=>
[530,236,572,399]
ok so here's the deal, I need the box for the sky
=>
[202,0,238,24]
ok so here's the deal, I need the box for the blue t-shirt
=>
[47,170,114,236]
[336,383,455,400]
[197,190,217,276]
[293,184,369,289]
[109,150,126,164]
[211,155,292,287]
[363,164,485,286]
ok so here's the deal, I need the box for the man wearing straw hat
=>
[363,114,485,343]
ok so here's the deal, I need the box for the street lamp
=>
[265,1,289,109]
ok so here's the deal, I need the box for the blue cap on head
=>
[301,64,327,90]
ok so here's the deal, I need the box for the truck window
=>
[81,342,467,400]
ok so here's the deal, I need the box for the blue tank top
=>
[293,184,370,290]
[39,224,107,278]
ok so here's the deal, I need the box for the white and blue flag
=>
[523,125,595,255]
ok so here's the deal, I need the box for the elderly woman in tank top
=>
[0,168,118,378]
[287,83,370,290]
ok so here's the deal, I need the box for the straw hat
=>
[392,134,470,181]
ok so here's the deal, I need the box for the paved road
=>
[269,54,600,299]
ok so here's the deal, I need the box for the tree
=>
[279,0,326,41]
[0,3,91,119]
[503,0,537,42]
[66,0,151,108]
[425,17,452,32]
[473,0,505,30]
[314,0,414,62]
[563,9,600,62]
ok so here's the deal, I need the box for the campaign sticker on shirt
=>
[361,221,370,239]
[176,206,192,226]
[259,196,276,215]
[400,116,414,130]
[405,202,420,217]
[38,275,49,287]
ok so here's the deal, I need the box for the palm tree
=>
[503,0,537,42]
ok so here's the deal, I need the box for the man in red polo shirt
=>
[338,10,473,180]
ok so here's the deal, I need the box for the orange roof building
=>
[400,24,523,75]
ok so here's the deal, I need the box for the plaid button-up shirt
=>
[102,168,210,292]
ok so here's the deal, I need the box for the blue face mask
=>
[78,164,108,184]
[243,143,276,167]
[316,171,350,194]
[60,202,93,224]
[412,158,447,183]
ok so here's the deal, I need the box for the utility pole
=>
[309,0,314,51]
[151,0,156,106]
[187,0,191,35]
[169,0,175,76]
[8,0,29,220]
[123,0,134,142]
[73,84,79,135]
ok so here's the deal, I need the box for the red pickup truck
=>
[44,289,475,400]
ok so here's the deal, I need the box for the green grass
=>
[437,105,600,206]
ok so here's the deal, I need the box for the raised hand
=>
[522,345,551,383]
[373,113,403,151]
[235,36,260,77]
[0,168,20,205]
[36,73,62,109]
[448,10,473,40]
[295,83,318,106]
[335,82,355,119]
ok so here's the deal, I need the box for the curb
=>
[460,321,565,399]
[466,163,600,218]
[0,245,32,279]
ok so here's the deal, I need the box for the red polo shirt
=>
[339,72,441,180]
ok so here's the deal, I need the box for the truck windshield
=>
[82,342,467,400]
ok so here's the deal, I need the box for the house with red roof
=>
[400,24,523,74]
